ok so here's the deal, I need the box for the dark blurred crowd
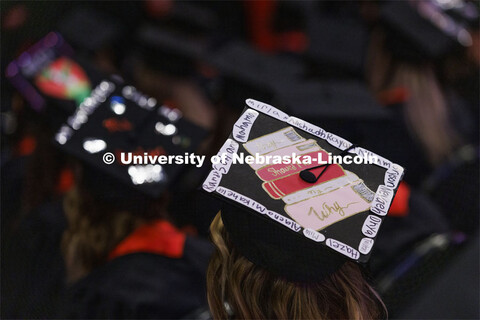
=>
[1,1,479,319]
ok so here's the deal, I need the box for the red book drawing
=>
[262,164,346,199]
[256,150,328,181]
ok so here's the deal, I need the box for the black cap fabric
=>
[205,41,305,108]
[135,25,205,77]
[221,202,347,282]
[207,41,304,86]
[55,78,208,198]
[306,15,369,76]
[203,99,404,282]
[272,80,391,120]
[58,7,124,53]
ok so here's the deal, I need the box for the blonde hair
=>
[207,213,386,319]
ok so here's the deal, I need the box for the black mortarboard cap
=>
[206,41,305,108]
[272,80,391,121]
[203,99,404,282]
[57,7,124,53]
[5,32,106,128]
[135,25,206,77]
[207,41,304,86]
[163,1,218,34]
[305,14,369,76]
[138,25,205,60]
[55,78,208,198]
[380,0,477,61]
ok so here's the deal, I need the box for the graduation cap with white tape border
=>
[202,98,404,281]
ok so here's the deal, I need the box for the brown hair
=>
[207,213,386,320]
[62,163,168,283]
[366,29,461,165]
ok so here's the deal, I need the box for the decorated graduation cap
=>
[5,32,105,128]
[203,99,404,282]
[5,32,104,111]
[55,77,208,198]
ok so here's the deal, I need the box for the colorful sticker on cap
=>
[34,57,91,105]
[245,98,289,121]
[370,185,394,216]
[232,109,259,142]
[326,238,360,260]
[243,127,305,155]
[359,238,375,254]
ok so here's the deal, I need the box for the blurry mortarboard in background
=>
[57,7,124,54]
[138,25,205,59]
[273,80,391,121]
[305,13,369,77]
[271,79,392,150]
[135,25,206,78]
[148,1,218,35]
[5,32,106,129]
[445,0,480,29]
[276,1,368,77]
[380,0,479,61]
[207,41,304,86]
[203,99,404,282]
[206,41,305,109]
[55,77,208,200]
[6,32,73,112]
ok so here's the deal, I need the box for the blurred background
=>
[1,1,479,319]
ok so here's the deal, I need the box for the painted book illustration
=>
[243,126,375,231]
[203,99,404,262]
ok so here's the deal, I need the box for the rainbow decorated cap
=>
[203,99,405,282]
[55,77,208,198]
[5,32,104,126]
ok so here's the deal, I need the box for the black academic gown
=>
[1,200,67,319]
[59,232,213,319]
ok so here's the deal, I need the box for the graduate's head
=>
[61,160,172,283]
[206,211,386,320]
[203,99,404,319]
[55,79,208,282]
